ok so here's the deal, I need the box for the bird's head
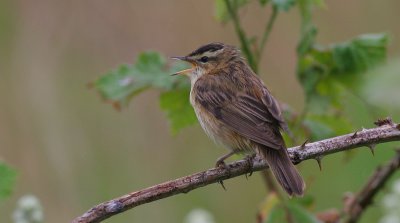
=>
[171,42,242,79]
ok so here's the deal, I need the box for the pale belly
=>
[190,90,253,153]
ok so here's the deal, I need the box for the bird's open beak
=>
[171,56,195,76]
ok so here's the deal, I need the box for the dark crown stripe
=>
[188,43,224,56]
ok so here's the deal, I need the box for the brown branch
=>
[344,149,400,223]
[73,122,400,223]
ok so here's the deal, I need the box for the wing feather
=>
[194,75,287,150]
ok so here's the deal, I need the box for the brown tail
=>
[259,147,305,196]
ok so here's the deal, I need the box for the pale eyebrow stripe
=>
[192,48,224,60]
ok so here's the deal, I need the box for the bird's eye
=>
[199,56,209,63]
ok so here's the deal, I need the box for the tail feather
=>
[259,147,305,196]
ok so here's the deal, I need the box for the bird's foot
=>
[245,154,257,179]
[214,151,236,191]
[215,160,230,191]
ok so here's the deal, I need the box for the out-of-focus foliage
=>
[298,33,388,107]
[184,208,216,223]
[259,0,297,11]
[361,58,400,111]
[380,179,400,223]
[0,162,16,200]
[91,52,195,133]
[271,0,296,11]
[295,33,388,141]
[91,52,185,108]
[259,193,320,223]
[214,0,249,22]
[293,0,389,142]
[160,89,197,134]
[13,195,43,223]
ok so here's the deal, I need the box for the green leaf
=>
[272,0,296,11]
[215,0,228,22]
[91,50,199,133]
[297,33,388,111]
[303,114,353,140]
[258,193,281,222]
[259,0,270,6]
[331,33,389,75]
[292,195,315,208]
[0,162,17,200]
[297,25,317,56]
[265,202,320,223]
[91,51,185,109]
[265,204,286,223]
[361,58,400,111]
[303,118,334,140]
[214,0,249,22]
[286,202,320,223]
[159,89,198,134]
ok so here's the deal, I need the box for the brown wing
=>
[194,74,286,150]
[261,87,289,133]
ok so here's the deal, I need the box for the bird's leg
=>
[244,153,257,179]
[215,151,236,168]
[215,151,236,190]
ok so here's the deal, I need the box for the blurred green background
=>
[1,0,400,222]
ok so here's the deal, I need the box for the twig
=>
[257,6,278,63]
[344,149,400,223]
[223,0,257,72]
[73,122,400,223]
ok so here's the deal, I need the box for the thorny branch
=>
[344,149,400,223]
[73,120,400,223]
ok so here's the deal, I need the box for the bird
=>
[171,42,305,196]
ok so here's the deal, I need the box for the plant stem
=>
[344,150,400,223]
[257,5,278,63]
[223,0,257,72]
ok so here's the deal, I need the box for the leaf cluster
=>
[0,162,17,200]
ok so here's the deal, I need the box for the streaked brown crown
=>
[184,42,243,72]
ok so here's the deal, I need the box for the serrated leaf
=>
[272,0,296,11]
[0,162,17,200]
[91,51,185,109]
[331,33,388,75]
[159,89,198,134]
[298,33,388,112]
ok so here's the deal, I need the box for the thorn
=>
[218,180,227,191]
[367,144,376,156]
[315,156,323,171]
[351,130,359,139]
[300,139,309,150]
[374,117,393,126]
